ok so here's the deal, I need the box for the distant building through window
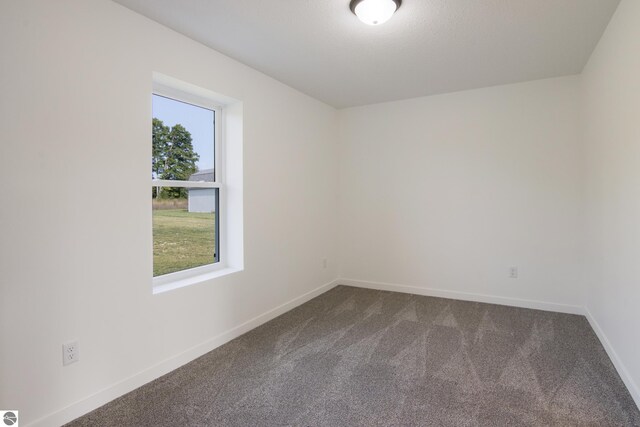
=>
[188,169,217,213]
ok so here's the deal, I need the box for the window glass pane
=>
[152,186,219,277]
[152,94,215,182]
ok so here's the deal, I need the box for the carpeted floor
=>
[68,285,640,426]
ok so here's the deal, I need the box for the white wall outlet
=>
[322,258,328,269]
[509,267,518,279]
[62,341,79,366]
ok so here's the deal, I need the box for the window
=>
[152,91,221,281]
[151,73,244,294]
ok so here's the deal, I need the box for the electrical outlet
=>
[63,341,79,366]
[509,267,518,279]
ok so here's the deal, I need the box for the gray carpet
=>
[68,285,640,426]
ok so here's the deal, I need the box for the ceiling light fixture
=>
[350,0,401,26]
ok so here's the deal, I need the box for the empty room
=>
[1,0,640,425]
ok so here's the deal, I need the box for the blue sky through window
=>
[152,94,214,172]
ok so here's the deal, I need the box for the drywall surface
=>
[0,0,337,424]
[338,76,585,307]
[581,0,640,403]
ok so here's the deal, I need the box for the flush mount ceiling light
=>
[350,0,401,25]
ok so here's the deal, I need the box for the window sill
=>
[152,266,242,295]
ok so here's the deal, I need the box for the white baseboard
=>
[583,307,640,409]
[28,279,340,427]
[338,278,585,315]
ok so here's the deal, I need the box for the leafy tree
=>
[152,118,169,198]
[152,118,199,199]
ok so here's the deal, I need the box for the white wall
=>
[581,0,640,403]
[0,1,338,425]
[338,76,585,309]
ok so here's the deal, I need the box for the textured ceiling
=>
[112,0,620,108]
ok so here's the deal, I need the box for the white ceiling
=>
[113,0,620,108]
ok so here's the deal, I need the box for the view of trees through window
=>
[152,118,200,198]
[152,94,218,277]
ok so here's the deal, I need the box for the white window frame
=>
[151,79,234,292]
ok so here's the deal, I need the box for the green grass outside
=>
[153,209,216,277]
